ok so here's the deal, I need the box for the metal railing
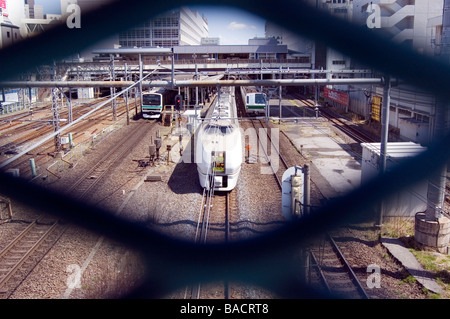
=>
[167,58,311,65]
[0,0,449,299]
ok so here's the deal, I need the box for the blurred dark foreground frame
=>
[0,0,449,299]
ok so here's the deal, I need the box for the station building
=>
[118,7,208,48]
[173,38,289,62]
[92,38,309,71]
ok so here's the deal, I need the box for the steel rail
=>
[250,119,289,189]
[67,122,151,199]
[327,234,369,299]
[294,94,377,143]
[224,192,231,299]
[0,222,60,295]
[309,249,332,295]
[318,108,377,144]
[0,221,37,259]
[0,69,158,170]
[190,158,218,299]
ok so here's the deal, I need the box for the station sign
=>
[0,0,8,17]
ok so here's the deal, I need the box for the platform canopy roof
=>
[92,47,173,56]
[173,44,288,55]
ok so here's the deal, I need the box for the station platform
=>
[281,118,361,200]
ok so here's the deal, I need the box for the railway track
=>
[0,99,108,151]
[0,220,66,299]
[67,120,153,200]
[1,98,133,178]
[235,84,289,190]
[188,188,234,299]
[235,90,373,298]
[249,119,289,190]
[309,233,369,299]
[0,119,153,298]
[320,108,377,144]
[296,95,377,144]
[6,99,117,156]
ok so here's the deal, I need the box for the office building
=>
[119,7,208,48]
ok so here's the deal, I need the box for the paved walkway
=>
[381,237,443,295]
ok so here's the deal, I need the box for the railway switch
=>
[155,138,162,159]
[149,144,157,166]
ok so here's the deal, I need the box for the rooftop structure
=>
[0,0,21,49]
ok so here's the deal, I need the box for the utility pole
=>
[426,0,450,220]
[377,75,391,227]
[279,66,282,122]
[139,54,143,117]
[110,54,117,121]
[125,63,129,125]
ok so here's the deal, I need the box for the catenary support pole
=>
[125,63,129,125]
[377,75,391,227]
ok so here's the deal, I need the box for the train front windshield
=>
[205,124,234,134]
[143,94,161,106]
[255,93,266,104]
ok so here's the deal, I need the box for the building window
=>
[7,31,10,38]
[332,60,346,65]
[415,113,429,123]
[334,8,348,14]
[398,108,412,117]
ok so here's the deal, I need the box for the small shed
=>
[361,142,428,217]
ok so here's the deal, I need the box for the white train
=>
[196,87,242,191]
[240,86,267,115]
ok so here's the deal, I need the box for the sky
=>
[34,0,61,14]
[192,6,266,45]
[34,1,267,45]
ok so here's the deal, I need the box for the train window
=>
[205,124,218,134]
[220,125,233,134]
[205,124,233,134]
[255,93,266,104]
[142,94,161,106]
